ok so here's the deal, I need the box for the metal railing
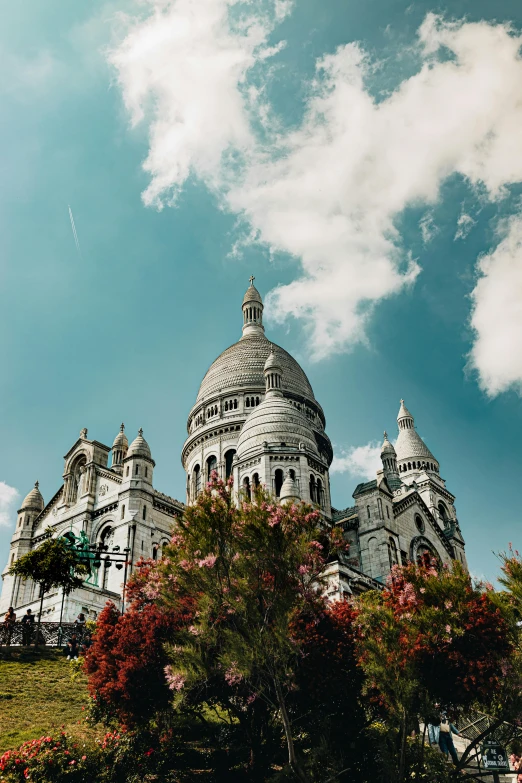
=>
[0,621,88,648]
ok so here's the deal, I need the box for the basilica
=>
[0,280,467,620]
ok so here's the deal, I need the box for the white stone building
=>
[0,279,467,618]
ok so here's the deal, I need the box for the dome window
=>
[224,449,236,479]
[274,469,284,498]
[207,455,218,481]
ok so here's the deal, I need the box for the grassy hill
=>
[0,648,93,753]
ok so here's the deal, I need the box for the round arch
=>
[409,535,441,567]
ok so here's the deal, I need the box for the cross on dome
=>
[249,275,255,285]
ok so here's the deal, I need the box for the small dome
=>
[237,396,319,460]
[397,399,414,422]
[21,481,44,512]
[264,347,282,373]
[242,278,263,306]
[381,431,396,456]
[280,469,300,503]
[112,423,128,450]
[127,428,152,459]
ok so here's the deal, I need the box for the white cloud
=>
[110,6,522,364]
[109,0,289,207]
[331,441,383,480]
[469,214,522,396]
[0,482,19,528]
[454,212,476,240]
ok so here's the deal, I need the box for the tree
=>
[84,571,192,728]
[355,559,513,781]
[9,531,89,646]
[135,474,348,781]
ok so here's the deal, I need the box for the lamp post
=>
[89,543,132,615]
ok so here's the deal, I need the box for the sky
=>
[1,0,522,584]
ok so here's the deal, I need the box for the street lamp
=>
[88,543,132,615]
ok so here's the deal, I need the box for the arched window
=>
[316,478,323,507]
[207,455,218,481]
[388,537,398,568]
[70,455,87,504]
[152,546,158,561]
[289,469,295,480]
[309,474,316,503]
[225,401,228,411]
[377,497,383,518]
[194,464,201,496]
[274,469,284,498]
[415,514,425,534]
[243,476,251,501]
[233,399,238,409]
[408,462,411,470]
[438,502,449,527]
[256,397,260,406]
[246,397,250,408]
[251,397,255,407]
[252,473,260,488]
[224,449,236,479]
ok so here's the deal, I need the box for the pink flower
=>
[224,663,243,686]
[298,565,310,575]
[197,554,217,568]
[164,666,186,691]
[445,624,451,634]
[188,625,200,636]
[444,600,453,609]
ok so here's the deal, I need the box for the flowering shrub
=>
[0,732,92,783]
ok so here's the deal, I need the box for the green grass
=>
[0,648,93,753]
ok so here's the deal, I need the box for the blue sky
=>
[1,0,522,584]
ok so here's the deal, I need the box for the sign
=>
[481,740,510,772]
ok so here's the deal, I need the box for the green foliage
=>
[8,533,89,596]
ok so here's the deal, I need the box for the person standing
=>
[21,609,34,646]
[3,607,16,645]
[438,711,461,765]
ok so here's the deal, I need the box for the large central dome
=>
[196,334,315,403]
[182,279,332,485]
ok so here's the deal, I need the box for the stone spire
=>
[21,481,44,512]
[380,431,400,487]
[395,399,438,474]
[241,276,265,338]
[111,422,129,470]
[280,468,300,504]
[263,346,283,398]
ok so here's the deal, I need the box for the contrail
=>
[68,205,82,258]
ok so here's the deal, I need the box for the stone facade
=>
[0,280,467,617]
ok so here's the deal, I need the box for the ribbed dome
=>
[21,482,44,512]
[395,429,436,462]
[237,396,319,459]
[112,423,128,450]
[394,400,437,466]
[242,282,263,306]
[127,429,152,459]
[196,335,315,403]
[264,347,281,372]
[381,431,396,456]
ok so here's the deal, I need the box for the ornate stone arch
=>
[92,517,117,543]
[409,535,441,566]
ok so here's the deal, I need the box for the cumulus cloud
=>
[469,214,522,396]
[0,482,19,528]
[331,441,383,480]
[110,4,522,368]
